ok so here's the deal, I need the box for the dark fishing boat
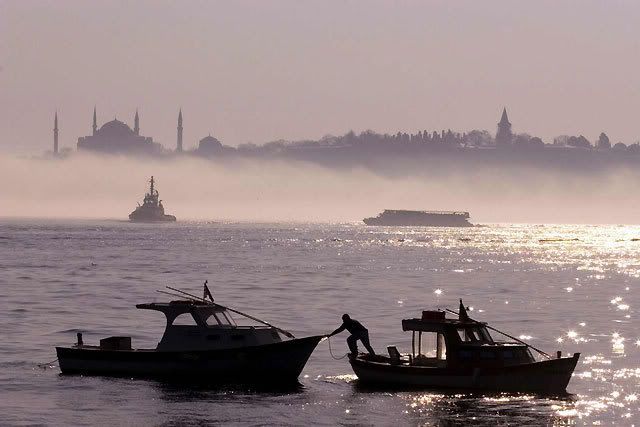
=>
[56,285,322,384]
[348,301,580,393]
[129,176,176,222]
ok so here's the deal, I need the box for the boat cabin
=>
[394,311,535,368]
[136,300,283,351]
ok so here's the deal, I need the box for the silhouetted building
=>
[77,108,162,154]
[495,107,513,147]
[177,109,183,152]
[53,112,59,155]
[197,134,223,155]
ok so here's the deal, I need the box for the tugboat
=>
[363,210,473,227]
[348,301,580,393]
[129,176,176,222]
[56,284,322,384]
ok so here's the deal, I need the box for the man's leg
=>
[360,331,376,355]
[346,334,359,354]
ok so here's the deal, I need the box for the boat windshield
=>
[204,311,236,327]
[456,326,493,343]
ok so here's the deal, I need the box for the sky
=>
[1,0,640,154]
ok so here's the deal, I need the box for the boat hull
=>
[363,217,472,227]
[128,216,176,223]
[349,353,580,393]
[128,213,176,222]
[56,335,322,384]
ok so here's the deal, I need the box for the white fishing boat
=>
[348,301,580,393]
[56,285,322,384]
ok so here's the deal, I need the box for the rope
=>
[327,336,349,360]
[37,358,58,369]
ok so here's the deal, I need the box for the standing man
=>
[327,314,375,356]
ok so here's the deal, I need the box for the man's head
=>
[342,314,350,322]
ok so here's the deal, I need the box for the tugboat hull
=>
[349,353,580,394]
[128,213,177,222]
[56,335,322,384]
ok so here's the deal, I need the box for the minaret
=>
[134,109,140,135]
[176,108,183,152]
[495,107,513,147]
[92,106,97,135]
[53,112,59,155]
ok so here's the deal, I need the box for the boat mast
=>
[149,176,155,196]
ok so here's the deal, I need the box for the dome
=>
[199,135,222,150]
[97,119,135,137]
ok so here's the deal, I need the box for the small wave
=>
[539,238,580,243]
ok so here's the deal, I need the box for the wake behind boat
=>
[56,285,322,384]
[348,301,579,394]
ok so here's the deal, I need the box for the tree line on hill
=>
[236,129,640,154]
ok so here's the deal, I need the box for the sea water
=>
[1,220,639,425]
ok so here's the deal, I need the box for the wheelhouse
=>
[395,311,535,367]
[137,300,283,351]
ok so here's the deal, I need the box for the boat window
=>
[221,311,236,326]
[417,332,446,360]
[457,328,477,342]
[480,351,497,360]
[458,350,474,360]
[457,327,491,343]
[502,350,514,359]
[477,327,493,342]
[204,312,234,327]
[172,313,197,326]
[204,313,221,326]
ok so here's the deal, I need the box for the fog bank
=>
[1,154,639,224]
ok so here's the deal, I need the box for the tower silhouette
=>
[92,106,98,135]
[134,109,140,135]
[53,112,59,155]
[177,109,183,152]
[496,107,512,147]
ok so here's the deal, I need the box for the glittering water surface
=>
[1,220,639,425]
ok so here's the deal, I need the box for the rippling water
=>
[1,219,639,425]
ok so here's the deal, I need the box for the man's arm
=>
[327,324,346,337]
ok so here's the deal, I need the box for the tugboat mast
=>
[150,176,155,196]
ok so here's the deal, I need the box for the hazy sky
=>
[2,1,640,154]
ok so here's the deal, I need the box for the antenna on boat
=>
[164,285,296,339]
[445,307,552,359]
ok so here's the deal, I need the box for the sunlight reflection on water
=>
[0,220,639,424]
